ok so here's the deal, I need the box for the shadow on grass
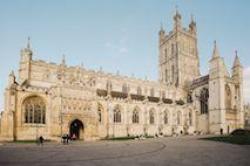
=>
[200,135,250,145]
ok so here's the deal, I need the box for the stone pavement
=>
[0,136,249,166]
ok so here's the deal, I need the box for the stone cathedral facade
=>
[0,11,245,141]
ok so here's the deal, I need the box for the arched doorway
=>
[69,119,84,140]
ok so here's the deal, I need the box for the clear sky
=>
[0,0,250,111]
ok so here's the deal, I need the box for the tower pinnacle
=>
[27,36,31,49]
[233,50,242,67]
[173,6,182,29]
[62,54,66,65]
[212,40,220,59]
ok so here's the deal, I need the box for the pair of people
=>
[62,134,70,144]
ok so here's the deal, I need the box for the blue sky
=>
[0,0,250,110]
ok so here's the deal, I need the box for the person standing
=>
[39,136,44,146]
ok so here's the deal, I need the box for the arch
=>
[177,111,182,125]
[22,95,46,124]
[164,110,169,125]
[225,84,232,109]
[188,110,192,126]
[149,108,155,124]
[132,106,140,124]
[113,105,122,123]
[97,103,104,123]
[200,88,209,114]
[69,119,84,140]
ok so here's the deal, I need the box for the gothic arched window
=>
[132,108,139,124]
[165,48,168,61]
[189,111,192,126]
[225,84,232,109]
[171,43,175,54]
[177,111,182,125]
[165,69,168,83]
[200,88,209,114]
[149,110,154,124]
[97,103,103,123]
[114,106,121,123]
[164,111,168,124]
[171,65,175,83]
[23,96,46,124]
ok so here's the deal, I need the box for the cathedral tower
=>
[159,10,200,88]
[19,37,33,84]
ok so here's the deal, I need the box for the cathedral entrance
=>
[69,119,84,140]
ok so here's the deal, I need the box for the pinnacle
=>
[233,50,242,67]
[212,40,220,59]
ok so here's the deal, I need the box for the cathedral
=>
[0,11,245,141]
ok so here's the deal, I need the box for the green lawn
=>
[201,135,250,145]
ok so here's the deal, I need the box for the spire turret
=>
[20,37,33,62]
[189,14,196,34]
[159,23,165,44]
[61,54,66,65]
[233,50,242,67]
[27,36,31,49]
[212,40,220,59]
[8,70,16,86]
[173,6,182,29]
[159,23,165,35]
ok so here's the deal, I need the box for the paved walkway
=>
[0,136,249,166]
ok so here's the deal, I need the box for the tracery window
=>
[225,84,232,109]
[165,69,168,83]
[164,111,168,124]
[165,48,168,61]
[189,111,192,126]
[132,108,139,124]
[114,106,121,123]
[200,88,209,114]
[171,43,175,54]
[149,110,154,124]
[23,96,46,124]
[98,103,103,123]
[171,65,175,83]
[177,111,182,125]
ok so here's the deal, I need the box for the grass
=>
[201,135,250,145]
